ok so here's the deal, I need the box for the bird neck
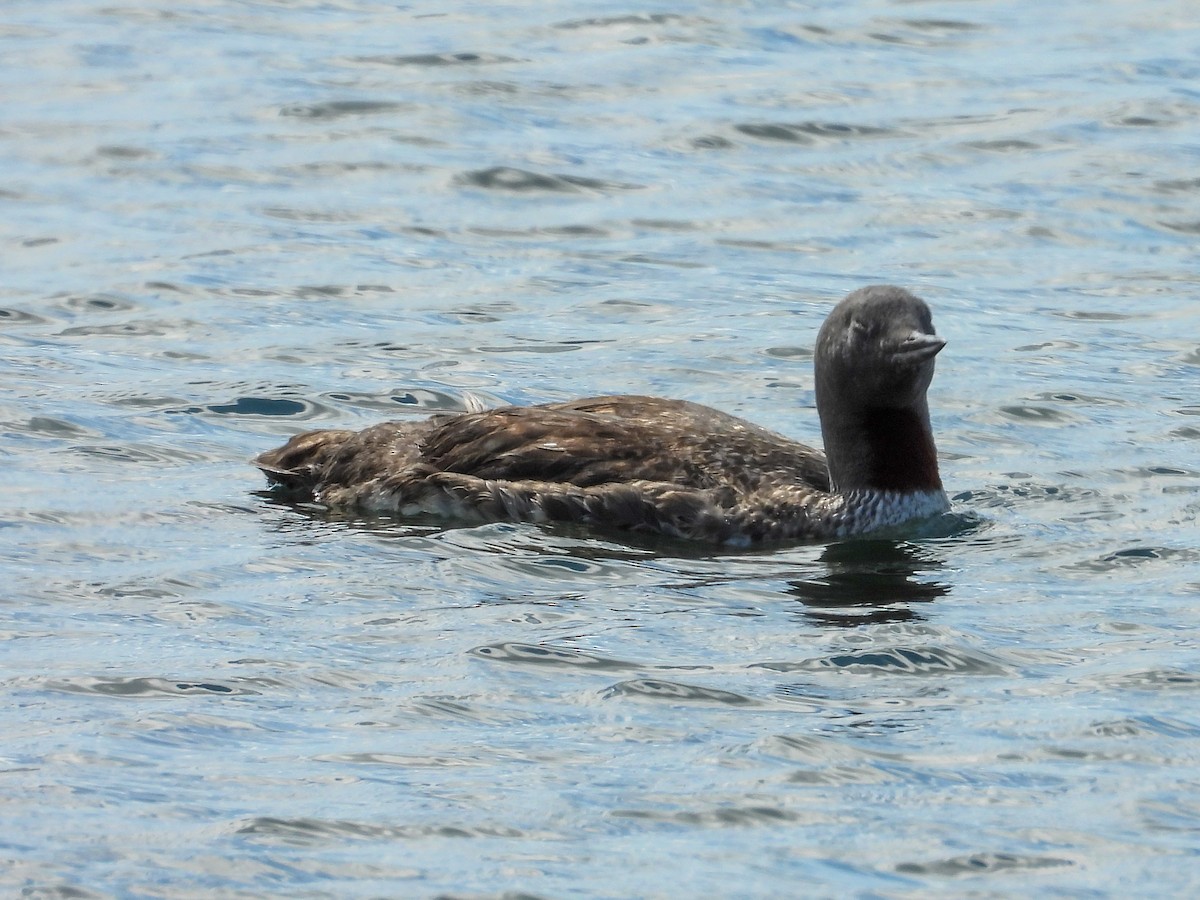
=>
[821,402,943,494]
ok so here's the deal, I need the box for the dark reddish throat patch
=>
[861,407,942,492]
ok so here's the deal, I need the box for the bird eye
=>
[849,318,873,340]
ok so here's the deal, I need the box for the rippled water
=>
[4,0,1200,896]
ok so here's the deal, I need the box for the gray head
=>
[814,285,945,493]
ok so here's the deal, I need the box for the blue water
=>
[3,0,1200,896]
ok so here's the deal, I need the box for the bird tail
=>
[253,429,355,497]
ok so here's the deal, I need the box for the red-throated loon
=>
[255,285,949,545]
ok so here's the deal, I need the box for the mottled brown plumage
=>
[255,285,950,544]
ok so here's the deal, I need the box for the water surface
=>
[3,0,1200,896]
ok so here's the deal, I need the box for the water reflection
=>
[257,491,957,630]
[788,540,951,627]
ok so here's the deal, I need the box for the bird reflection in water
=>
[788,539,950,627]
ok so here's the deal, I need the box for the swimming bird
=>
[255,285,949,545]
